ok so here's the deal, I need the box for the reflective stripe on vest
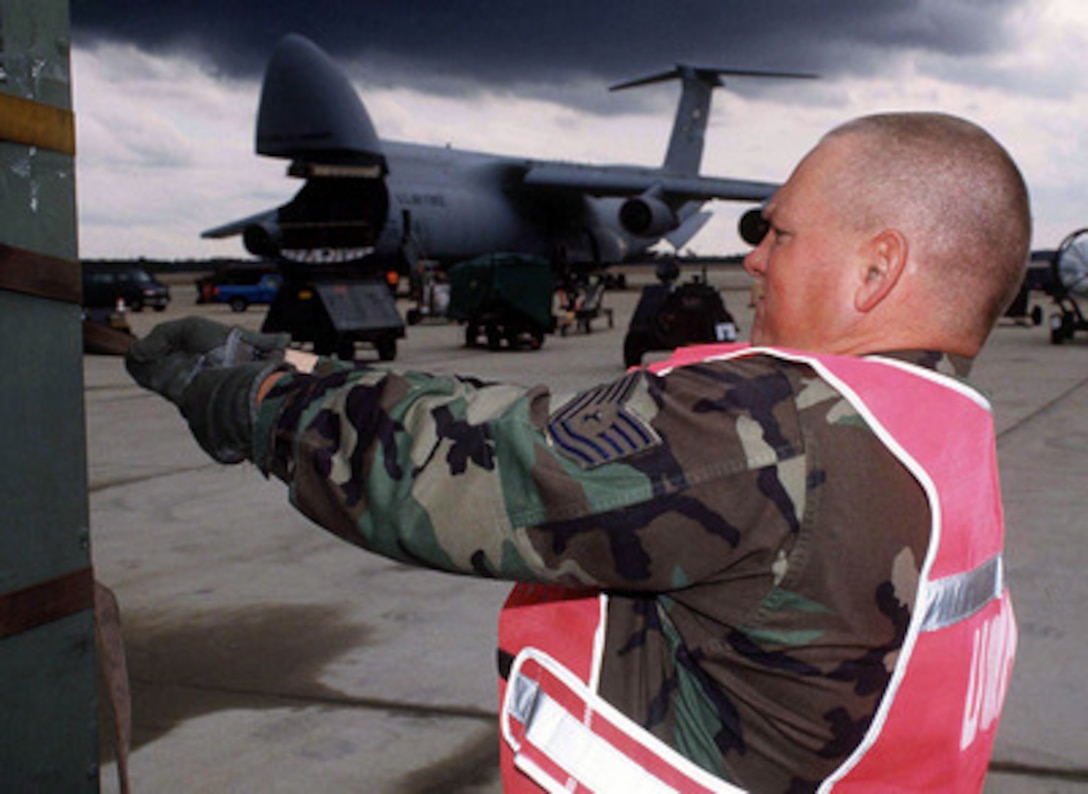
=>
[502,647,745,794]
[922,553,1003,632]
[498,345,1015,792]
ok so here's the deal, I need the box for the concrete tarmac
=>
[87,267,1088,792]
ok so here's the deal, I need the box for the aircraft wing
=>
[201,209,277,239]
[521,162,777,202]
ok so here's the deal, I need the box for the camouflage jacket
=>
[253,349,977,792]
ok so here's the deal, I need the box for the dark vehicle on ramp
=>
[448,254,555,351]
[623,260,738,367]
[262,266,404,361]
[82,262,170,312]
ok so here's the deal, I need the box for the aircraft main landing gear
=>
[1048,228,1088,344]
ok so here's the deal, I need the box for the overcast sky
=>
[69,0,1088,259]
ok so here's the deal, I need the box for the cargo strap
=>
[0,92,76,155]
[0,243,81,304]
[0,572,131,793]
[0,567,94,639]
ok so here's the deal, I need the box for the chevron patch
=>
[547,372,661,468]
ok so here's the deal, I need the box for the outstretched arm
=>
[129,318,796,592]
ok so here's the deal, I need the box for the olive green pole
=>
[0,1,101,790]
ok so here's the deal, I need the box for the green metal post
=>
[0,1,100,789]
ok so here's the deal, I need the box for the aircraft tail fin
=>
[611,66,815,177]
[257,34,386,170]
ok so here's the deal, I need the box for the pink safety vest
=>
[498,345,1016,793]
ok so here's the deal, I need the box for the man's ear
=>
[855,229,908,313]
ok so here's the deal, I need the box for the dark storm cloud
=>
[70,0,1025,102]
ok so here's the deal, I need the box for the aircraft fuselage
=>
[356,142,640,267]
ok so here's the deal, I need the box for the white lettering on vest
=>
[960,603,1017,750]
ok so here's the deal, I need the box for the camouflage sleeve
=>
[252,356,805,589]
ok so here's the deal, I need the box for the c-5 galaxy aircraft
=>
[203,34,808,270]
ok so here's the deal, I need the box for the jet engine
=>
[619,193,678,237]
[242,220,284,258]
[738,207,769,246]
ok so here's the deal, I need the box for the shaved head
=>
[821,113,1032,345]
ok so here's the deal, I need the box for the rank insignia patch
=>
[547,372,661,468]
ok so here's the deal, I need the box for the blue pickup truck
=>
[200,271,283,312]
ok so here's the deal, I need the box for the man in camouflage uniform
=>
[127,112,1030,792]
